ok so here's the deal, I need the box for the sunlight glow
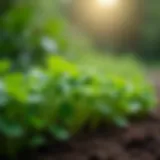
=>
[98,0,118,7]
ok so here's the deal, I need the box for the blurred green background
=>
[1,0,160,64]
[65,0,160,62]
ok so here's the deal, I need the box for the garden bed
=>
[24,107,160,160]
[17,71,159,160]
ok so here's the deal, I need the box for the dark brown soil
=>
[25,108,160,160]
[22,71,160,160]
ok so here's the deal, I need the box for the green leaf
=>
[0,61,10,74]
[30,135,46,147]
[0,120,24,138]
[129,102,141,113]
[47,56,78,76]
[29,116,46,130]
[113,116,128,127]
[41,36,58,53]
[5,73,28,102]
[0,81,8,107]
[49,125,70,140]
[97,103,111,115]
[58,102,73,120]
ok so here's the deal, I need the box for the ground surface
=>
[25,70,160,160]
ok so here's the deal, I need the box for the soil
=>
[22,71,160,160]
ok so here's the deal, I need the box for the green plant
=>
[0,56,156,157]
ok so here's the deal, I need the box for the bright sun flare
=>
[98,0,118,7]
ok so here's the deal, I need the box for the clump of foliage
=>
[0,56,156,157]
